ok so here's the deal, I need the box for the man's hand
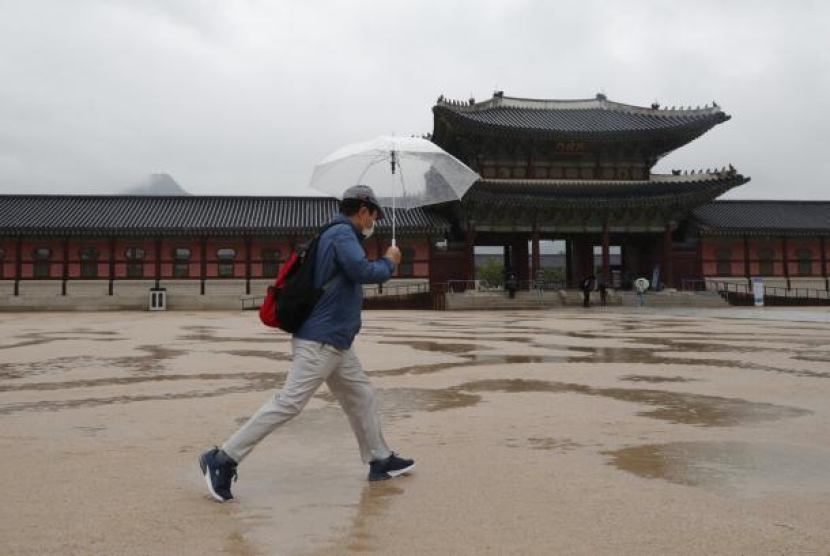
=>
[385,246,401,265]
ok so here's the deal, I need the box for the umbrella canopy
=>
[309,135,480,211]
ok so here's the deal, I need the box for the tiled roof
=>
[463,172,749,209]
[434,93,729,138]
[693,201,830,234]
[0,196,450,235]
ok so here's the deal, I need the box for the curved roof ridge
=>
[436,92,724,116]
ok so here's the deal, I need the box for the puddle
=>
[605,441,830,497]
[317,387,481,417]
[505,437,582,452]
[457,379,810,427]
[222,349,292,361]
[619,375,697,383]
[377,340,482,354]
[373,353,574,378]
[0,370,288,415]
[0,330,125,350]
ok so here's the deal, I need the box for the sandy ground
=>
[2,307,830,556]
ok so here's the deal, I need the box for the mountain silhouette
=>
[123,174,190,196]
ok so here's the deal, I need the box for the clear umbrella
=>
[309,135,480,246]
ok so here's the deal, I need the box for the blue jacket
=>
[294,214,396,349]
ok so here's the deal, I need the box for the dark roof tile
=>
[693,201,830,233]
[0,196,450,235]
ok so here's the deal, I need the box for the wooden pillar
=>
[154,238,162,289]
[821,236,829,292]
[14,235,22,296]
[200,236,207,296]
[62,236,70,296]
[602,218,611,285]
[244,236,252,295]
[565,238,573,287]
[108,237,116,296]
[743,236,751,286]
[782,236,790,290]
[531,222,541,280]
[513,236,530,285]
[663,226,674,288]
[465,221,476,282]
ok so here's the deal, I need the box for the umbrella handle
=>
[391,193,396,248]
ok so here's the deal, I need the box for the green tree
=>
[476,258,504,288]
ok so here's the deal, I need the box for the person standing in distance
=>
[199,185,415,502]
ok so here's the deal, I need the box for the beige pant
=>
[222,338,392,464]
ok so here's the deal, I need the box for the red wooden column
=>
[14,235,22,296]
[663,226,674,289]
[602,218,611,285]
[782,236,790,290]
[200,236,207,296]
[465,221,476,283]
[154,238,162,289]
[565,238,573,287]
[821,236,828,292]
[62,236,70,296]
[244,236,252,295]
[743,236,751,286]
[108,237,116,296]
[531,221,541,281]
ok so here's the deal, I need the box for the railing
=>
[681,279,707,292]
[241,282,446,311]
[706,280,830,306]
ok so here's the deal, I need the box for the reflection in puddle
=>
[344,482,406,552]
[458,379,810,426]
[606,442,830,496]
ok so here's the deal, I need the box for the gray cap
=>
[342,184,384,219]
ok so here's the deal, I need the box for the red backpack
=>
[259,222,341,332]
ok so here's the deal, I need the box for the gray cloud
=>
[0,0,828,199]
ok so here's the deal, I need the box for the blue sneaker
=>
[199,447,238,502]
[368,453,415,481]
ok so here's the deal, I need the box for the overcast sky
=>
[1,0,829,199]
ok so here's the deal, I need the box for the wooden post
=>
[14,235,22,296]
[154,238,162,289]
[782,236,790,290]
[743,236,751,287]
[663,226,674,288]
[200,237,208,296]
[821,236,828,292]
[244,236,252,295]
[565,238,573,287]
[62,236,70,296]
[466,221,476,283]
[108,237,116,296]
[531,221,541,281]
[602,218,611,285]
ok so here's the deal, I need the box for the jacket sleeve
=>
[331,226,395,284]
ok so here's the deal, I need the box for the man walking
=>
[199,185,415,502]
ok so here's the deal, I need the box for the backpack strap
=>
[315,221,352,291]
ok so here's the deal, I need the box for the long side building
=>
[1,92,829,309]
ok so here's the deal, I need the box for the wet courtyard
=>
[2,308,830,555]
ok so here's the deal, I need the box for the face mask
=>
[361,219,375,239]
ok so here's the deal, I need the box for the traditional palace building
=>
[2,92,829,309]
